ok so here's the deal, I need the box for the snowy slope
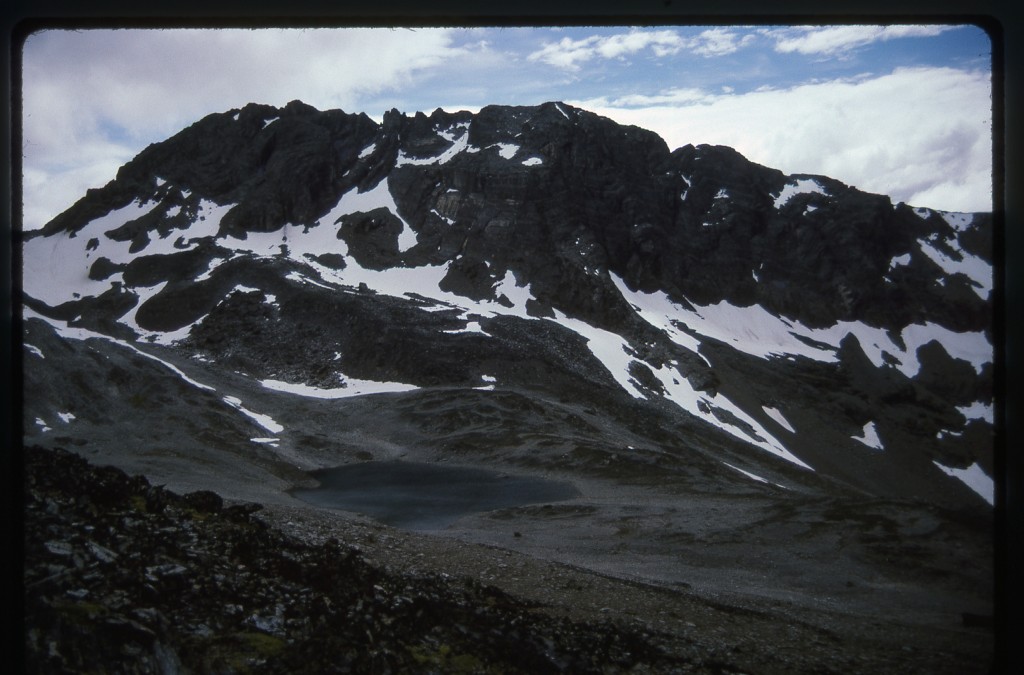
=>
[20,100,996,509]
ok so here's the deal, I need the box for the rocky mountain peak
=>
[22,99,994,513]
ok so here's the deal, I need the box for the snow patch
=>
[23,195,233,307]
[396,125,470,166]
[285,271,335,290]
[939,211,974,232]
[603,341,811,470]
[679,174,691,201]
[933,461,993,505]
[762,406,795,433]
[773,178,827,209]
[25,343,45,359]
[491,270,534,313]
[899,323,990,377]
[888,253,911,270]
[431,208,455,225]
[443,320,487,335]
[957,400,993,424]
[23,307,218,392]
[319,179,417,253]
[57,411,76,423]
[491,143,519,159]
[22,198,160,305]
[918,238,990,300]
[522,156,543,166]
[223,395,284,434]
[551,310,645,399]
[608,275,705,363]
[611,272,990,378]
[260,377,419,399]
[851,421,884,450]
[722,462,768,484]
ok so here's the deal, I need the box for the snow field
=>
[933,461,994,505]
[24,159,990,481]
[260,377,419,399]
[611,274,990,378]
[22,196,232,308]
[917,237,991,300]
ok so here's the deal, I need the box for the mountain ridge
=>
[21,99,994,509]
[29,99,992,332]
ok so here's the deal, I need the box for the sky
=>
[19,24,993,231]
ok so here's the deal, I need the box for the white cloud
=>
[767,25,955,56]
[689,27,756,57]
[527,28,754,71]
[573,66,992,213]
[527,35,603,70]
[595,30,683,59]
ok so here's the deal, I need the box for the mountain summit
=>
[22,99,994,505]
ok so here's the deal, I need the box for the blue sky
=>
[20,24,993,230]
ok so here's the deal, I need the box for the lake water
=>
[290,461,579,531]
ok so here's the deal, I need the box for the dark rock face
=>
[30,99,990,335]
[21,100,995,508]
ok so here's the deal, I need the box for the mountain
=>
[19,100,995,668]
[21,98,995,502]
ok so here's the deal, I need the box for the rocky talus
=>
[23,446,706,674]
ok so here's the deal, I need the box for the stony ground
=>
[23,445,995,674]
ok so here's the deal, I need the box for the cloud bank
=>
[526,27,756,70]
[764,25,957,56]
[575,66,992,212]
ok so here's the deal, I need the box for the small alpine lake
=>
[290,461,580,531]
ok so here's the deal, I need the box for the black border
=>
[5,2,1018,673]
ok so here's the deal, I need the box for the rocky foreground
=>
[22,446,718,674]
[23,445,994,674]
